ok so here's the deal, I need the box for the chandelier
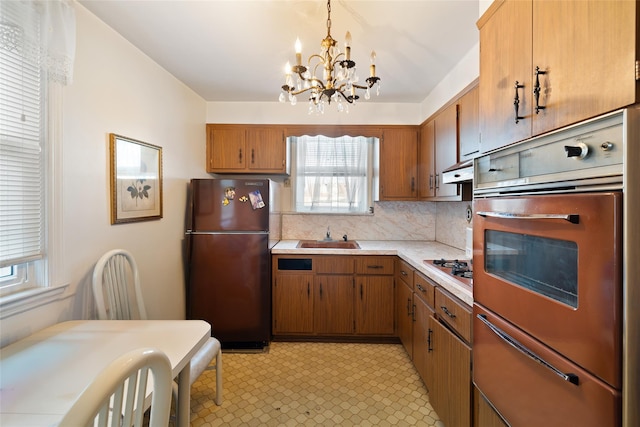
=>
[278,0,381,114]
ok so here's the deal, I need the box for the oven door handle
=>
[477,314,580,386]
[476,211,579,224]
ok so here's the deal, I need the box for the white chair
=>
[59,347,173,427]
[92,249,223,406]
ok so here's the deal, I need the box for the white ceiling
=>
[79,0,480,104]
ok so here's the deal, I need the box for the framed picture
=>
[109,133,163,224]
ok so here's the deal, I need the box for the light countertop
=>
[271,240,472,306]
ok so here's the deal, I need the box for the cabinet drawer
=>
[414,272,435,309]
[396,259,415,288]
[315,256,354,274]
[355,256,394,275]
[435,287,471,343]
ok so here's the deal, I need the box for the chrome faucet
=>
[325,226,331,240]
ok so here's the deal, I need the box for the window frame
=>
[0,1,70,319]
[291,135,377,214]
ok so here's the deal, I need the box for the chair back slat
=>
[92,249,147,320]
[59,348,172,427]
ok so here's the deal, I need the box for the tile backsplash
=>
[280,201,472,250]
[435,201,473,250]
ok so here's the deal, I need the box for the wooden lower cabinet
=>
[429,314,472,427]
[272,273,314,334]
[413,295,434,389]
[396,279,414,357]
[474,387,508,427]
[315,275,354,334]
[272,254,395,339]
[355,275,395,335]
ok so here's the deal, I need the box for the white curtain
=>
[0,0,75,270]
[295,135,370,213]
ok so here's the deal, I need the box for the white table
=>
[0,320,211,427]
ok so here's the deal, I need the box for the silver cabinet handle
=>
[476,211,579,224]
[477,314,579,385]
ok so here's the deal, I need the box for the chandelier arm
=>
[286,86,316,97]
[337,90,355,104]
[307,76,327,90]
[307,53,326,66]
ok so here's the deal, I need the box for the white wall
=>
[207,101,422,125]
[0,4,208,345]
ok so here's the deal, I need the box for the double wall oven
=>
[472,109,639,427]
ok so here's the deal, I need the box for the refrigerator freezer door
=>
[190,179,269,232]
[187,233,270,346]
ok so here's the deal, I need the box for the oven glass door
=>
[485,229,578,307]
[473,192,622,388]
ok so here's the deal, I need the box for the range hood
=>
[442,158,474,184]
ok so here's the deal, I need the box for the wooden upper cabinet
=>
[478,0,533,153]
[532,0,638,136]
[207,127,246,172]
[458,85,479,158]
[379,127,419,201]
[434,103,458,198]
[418,120,435,200]
[478,0,638,154]
[245,127,287,172]
[206,124,288,174]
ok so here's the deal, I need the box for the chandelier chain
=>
[326,0,331,36]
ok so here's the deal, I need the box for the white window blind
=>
[294,135,374,213]
[0,1,45,268]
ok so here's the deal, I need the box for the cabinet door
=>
[355,276,395,335]
[413,295,434,390]
[379,128,418,200]
[207,127,246,172]
[479,0,533,153]
[430,316,472,427]
[315,275,354,334]
[246,127,286,173]
[418,120,435,199]
[458,85,479,158]
[396,280,414,358]
[273,274,313,334]
[434,103,459,198]
[532,0,638,136]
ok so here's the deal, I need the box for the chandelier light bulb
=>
[295,38,302,66]
[369,50,376,77]
[279,92,286,103]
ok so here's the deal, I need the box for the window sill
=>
[0,283,70,320]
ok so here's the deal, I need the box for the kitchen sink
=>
[296,240,361,249]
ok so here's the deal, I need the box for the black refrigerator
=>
[185,178,272,349]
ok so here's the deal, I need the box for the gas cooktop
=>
[424,258,473,288]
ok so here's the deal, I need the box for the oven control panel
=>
[475,110,624,196]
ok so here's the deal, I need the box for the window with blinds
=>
[292,135,377,213]
[0,1,45,293]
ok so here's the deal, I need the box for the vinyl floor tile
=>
[181,341,442,426]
